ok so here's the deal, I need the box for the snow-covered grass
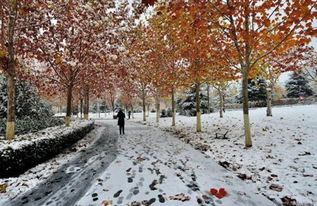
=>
[0,123,103,205]
[132,104,317,206]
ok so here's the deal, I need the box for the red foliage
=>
[219,188,228,197]
[210,188,218,196]
[142,0,158,6]
[210,187,227,199]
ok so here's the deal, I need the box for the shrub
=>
[0,77,63,136]
[0,121,94,178]
[161,108,173,118]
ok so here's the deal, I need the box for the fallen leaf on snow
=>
[102,200,113,206]
[269,184,283,192]
[281,196,297,206]
[210,188,227,199]
[0,184,7,193]
[298,152,311,156]
[169,193,190,202]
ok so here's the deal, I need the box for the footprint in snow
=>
[92,193,98,202]
[113,190,123,198]
[137,180,144,187]
[158,194,165,203]
[126,192,133,200]
[149,180,158,190]
[133,189,140,195]
[128,177,133,183]
[117,196,124,204]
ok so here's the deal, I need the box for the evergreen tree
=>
[0,77,62,135]
[177,84,209,116]
[286,71,313,98]
[247,78,267,102]
[236,78,267,103]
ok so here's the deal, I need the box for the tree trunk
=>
[97,101,100,118]
[155,94,160,124]
[111,98,115,116]
[196,82,202,132]
[76,102,79,118]
[84,87,89,120]
[5,4,17,140]
[242,76,252,147]
[207,84,211,113]
[65,84,73,127]
[147,104,150,117]
[6,75,15,139]
[131,104,135,119]
[223,93,226,113]
[266,83,273,116]
[142,88,146,122]
[219,88,223,118]
[171,87,176,126]
[0,4,5,49]
[242,10,253,147]
[80,98,83,119]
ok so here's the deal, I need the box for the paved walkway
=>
[76,121,274,206]
[4,121,275,206]
[4,122,118,206]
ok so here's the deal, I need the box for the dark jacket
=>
[117,111,125,126]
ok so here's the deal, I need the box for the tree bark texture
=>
[171,87,176,126]
[84,87,89,120]
[6,4,17,139]
[65,84,73,127]
[195,82,202,132]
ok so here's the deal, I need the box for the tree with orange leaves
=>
[208,0,316,147]
[154,0,315,146]
[154,1,233,132]
[123,24,156,122]
[262,45,317,116]
[0,1,55,139]
[147,9,189,126]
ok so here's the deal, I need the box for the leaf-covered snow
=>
[133,104,317,205]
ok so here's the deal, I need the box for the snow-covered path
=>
[2,121,275,206]
[76,121,274,206]
[3,122,118,206]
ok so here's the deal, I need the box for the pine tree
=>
[236,78,267,104]
[177,84,209,116]
[286,71,313,98]
[247,78,267,102]
[0,77,62,136]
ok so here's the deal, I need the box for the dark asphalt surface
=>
[4,122,118,206]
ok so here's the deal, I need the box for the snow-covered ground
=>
[131,104,317,206]
[0,122,102,205]
[76,121,274,206]
[54,113,114,120]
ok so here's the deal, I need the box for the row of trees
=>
[1,0,316,149]
[0,1,145,139]
[119,0,317,147]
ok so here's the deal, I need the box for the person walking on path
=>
[117,109,125,135]
[128,111,131,119]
